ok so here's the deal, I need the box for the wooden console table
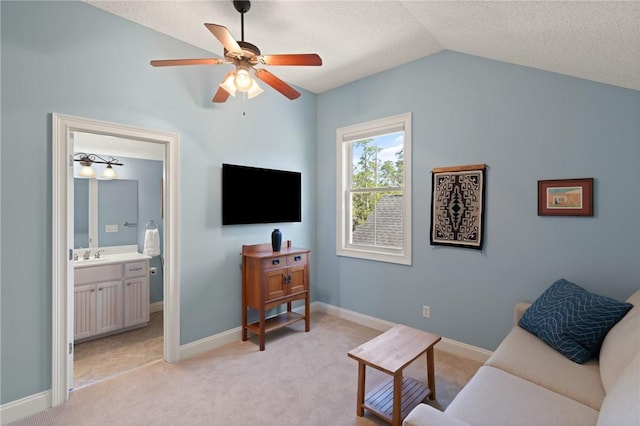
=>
[241,240,310,351]
[348,325,441,425]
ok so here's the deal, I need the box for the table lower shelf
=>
[363,377,431,424]
[245,311,305,335]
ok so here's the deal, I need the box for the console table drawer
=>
[287,253,307,266]
[263,256,287,270]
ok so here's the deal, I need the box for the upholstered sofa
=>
[404,285,640,426]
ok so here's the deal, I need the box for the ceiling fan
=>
[150,0,322,103]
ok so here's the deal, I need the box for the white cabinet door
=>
[96,280,124,334]
[74,284,96,340]
[124,276,149,328]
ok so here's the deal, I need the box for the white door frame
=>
[52,113,180,406]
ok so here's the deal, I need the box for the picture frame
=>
[537,178,593,216]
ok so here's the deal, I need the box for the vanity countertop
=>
[73,251,152,268]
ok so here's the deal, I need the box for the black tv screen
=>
[222,163,302,225]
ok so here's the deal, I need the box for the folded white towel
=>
[143,229,160,257]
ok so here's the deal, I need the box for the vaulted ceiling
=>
[86,1,640,93]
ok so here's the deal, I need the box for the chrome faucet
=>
[94,249,105,259]
[83,249,91,260]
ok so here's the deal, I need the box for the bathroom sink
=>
[74,257,111,266]
[73,251,151,268]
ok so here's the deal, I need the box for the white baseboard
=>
[178,326,242,360]
[312,301,397,331]
[178,304,307,359]
[312,301,492,363]
[149,301,164,314]
[437,337,492,364]
[176,301,491,364]
[0,390,50,425]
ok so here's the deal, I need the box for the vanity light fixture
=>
[73,153,123,180]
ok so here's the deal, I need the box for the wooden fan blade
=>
[150,58,226,67]
[205,23,242,54]
[213,86,231,103]
[254,69,300,100]
[260,54,322,66]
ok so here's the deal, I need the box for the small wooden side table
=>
[348,324,441,426]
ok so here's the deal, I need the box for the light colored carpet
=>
[14,312,482,425]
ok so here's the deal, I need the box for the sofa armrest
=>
[403,404,470,426]
[514,302,531,326]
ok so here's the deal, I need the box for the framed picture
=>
[538,178,593,216]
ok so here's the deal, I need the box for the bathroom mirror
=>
[74,179,138,249]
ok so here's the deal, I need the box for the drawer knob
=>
[294,255,301,261]
[129,267,143,271]
[272,259,280,265]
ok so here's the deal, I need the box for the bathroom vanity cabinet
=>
[74,258,149,341]
[241,240,310,351]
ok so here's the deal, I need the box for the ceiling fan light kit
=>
[150,0,322,104]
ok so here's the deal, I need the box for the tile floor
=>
[73,311,164,390]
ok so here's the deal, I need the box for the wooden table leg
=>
[304,291,310,332]
[356,362,366,416]
[426,346,436,400]
[241,306,248,342]
[259,309,266,351]
[392,373,402,426]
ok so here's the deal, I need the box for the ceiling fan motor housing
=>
[233,1,251,14]
[224,40,261,65]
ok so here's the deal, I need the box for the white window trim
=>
[336,112,412,265]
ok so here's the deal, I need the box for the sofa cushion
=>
[599,289,640,393]
[486,326,604,409]
[596,351,640,426]
[518,279,633,363]
[445,366,599,426]
[403,403,470,426]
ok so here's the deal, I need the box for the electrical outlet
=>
[422,305,431,318]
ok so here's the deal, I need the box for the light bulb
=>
[101,164,117,180]
[234,68,253,92]
[247,79,264,99]
[219,73,237,96]
[79,164,96,178]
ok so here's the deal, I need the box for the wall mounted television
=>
[222,163,302,225]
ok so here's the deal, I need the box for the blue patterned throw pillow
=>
[518,279,633,364]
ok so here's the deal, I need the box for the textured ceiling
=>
[86,1,640,93]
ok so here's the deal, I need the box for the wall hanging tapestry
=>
[430,164,486,250]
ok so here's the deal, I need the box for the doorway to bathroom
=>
[71,132,166,389]
[52,113,180,406]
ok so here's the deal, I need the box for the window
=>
[336,113,411,265]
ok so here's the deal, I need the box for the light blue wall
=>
[0,1,317,404]
[97,179,138,247]
[316,51,640,351]
[2,0,639,410]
